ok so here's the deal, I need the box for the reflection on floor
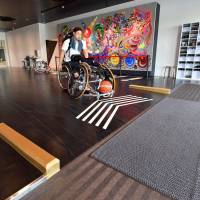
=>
[0,67,180,199]
[0,139,41,200]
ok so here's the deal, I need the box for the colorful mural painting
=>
[83,9,152,70]
[58,2,160,73]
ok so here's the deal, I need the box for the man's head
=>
[73,27,83,41]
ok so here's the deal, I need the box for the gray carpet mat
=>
[91,97,200,200]
[170,83,200,101]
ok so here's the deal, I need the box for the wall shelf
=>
[177,22,200,80]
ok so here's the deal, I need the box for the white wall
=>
[6,24,41,67]
[44,0,200,76]
[148,0,200,76]
[39,23,47,61]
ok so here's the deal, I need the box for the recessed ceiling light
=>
[61,5,65,9]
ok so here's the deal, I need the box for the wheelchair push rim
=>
[58,65,70,90]
[83,62,115,99]
[67,63,89,99]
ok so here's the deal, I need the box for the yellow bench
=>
[129,85,171,95]
[0,123,60,178]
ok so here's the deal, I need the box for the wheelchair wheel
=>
[34,61,47,73]
[67,62,89,99]
[99,63,116,91]
[58,65,70,90]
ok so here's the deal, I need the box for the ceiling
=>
[0,0,132,32]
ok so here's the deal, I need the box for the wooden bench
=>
[0,123,60,178]
[129,85,171,95]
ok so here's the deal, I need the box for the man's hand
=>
[83,49,88,58]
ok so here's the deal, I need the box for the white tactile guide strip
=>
[76,95,153,130]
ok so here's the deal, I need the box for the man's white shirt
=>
[62,39,87,62]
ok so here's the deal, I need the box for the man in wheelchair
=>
[58,27,115,99]
[59,27,88,78]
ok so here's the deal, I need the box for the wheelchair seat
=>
[71,55,82,62]
[71,55,96,65]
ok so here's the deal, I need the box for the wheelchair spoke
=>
[67,63,89,99]
[58,67,70,90]
[58,59,115,99]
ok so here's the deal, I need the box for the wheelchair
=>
[58,55,115,99]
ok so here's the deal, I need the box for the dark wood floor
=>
[0,139,41,200]
[0,67,180,199]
